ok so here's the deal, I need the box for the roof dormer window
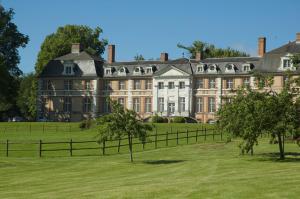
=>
[146,67,153,74]
[105,68,112,76]
[118,67,127,76]
[280,54,295,71]
[133,66,143,75]
[196,64,206,73]
[225,64,235,73]
[208,64,218,73]
[63,61,74,75]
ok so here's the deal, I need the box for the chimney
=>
[71,43,82,54]
[108,45,115,64]
[258,37,266,57]
[296,33,300,43]
[160,52,168,62]
[195,52,203,61]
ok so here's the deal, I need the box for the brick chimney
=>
[296,33,300,43]
[108,45,115,64]
[258,37,266,57]
[160,52,168,62]
[71,43,82,54]
[195,52,203,61]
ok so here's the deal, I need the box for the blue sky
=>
[2,0,300,73]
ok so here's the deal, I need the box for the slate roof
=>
[39,51,103,77]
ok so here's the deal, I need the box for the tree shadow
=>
[143,160,185,165]
[255,152,300,162]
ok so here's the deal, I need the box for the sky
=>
[2,0,300,74]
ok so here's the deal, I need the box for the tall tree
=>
[134,54,145,61]
[35,24,108,74]
[96,99,152,162]
[217,73,299,159]
[178,40,249,59]
[0,5,29,120]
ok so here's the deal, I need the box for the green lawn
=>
[0,140,299,199]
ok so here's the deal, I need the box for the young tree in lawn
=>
[96,99,152,162]
[218,73,298,159]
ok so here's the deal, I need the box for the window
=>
[197,66,203,73]
[133,98,140,112]
[65,66,72,74]
[179,97,185,112]
[83,97,92,112]
[103,99,111,113]
[226,78,233,89]
[158,97,164,112]
[85,80,91,90]
[195,79,204,89]
[104,80,111,90]
[145,80,152,90]
[146,67,152,74]
[118,67,126,76]
[105,68,112,75]
[243,65,250,72]
[209,78,216,89]
[145,98,152,113]
[243,77,250,86]
[168,82,175,89]
[158,82,164,89]
[64,80,73,90]
[179,82,185,89]
[47,80,53,90]
[283,59,291,68]
[223,98,232,104]
[63,97,72,112]
[196,97,203,112]
[208,97,216,113]
[134,80,141,90]
[119,80,125,90]
[118,98,125,107]
[134,67,140,73]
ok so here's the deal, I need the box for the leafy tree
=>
[177,40,249,59]
[17,73,37,120]
[35,24,108,74]
[96,99,152,162]
[218,74,299,159]
[134,54,145,61]
[0,5,29,120]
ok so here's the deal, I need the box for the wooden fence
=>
[0,128,223,157]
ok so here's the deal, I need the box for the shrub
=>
[79,119,92,130]
[171,116,186,123]
[151,114,164,123]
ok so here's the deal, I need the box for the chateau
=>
[38,33,300,122]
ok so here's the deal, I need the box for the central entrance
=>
[168,102,175,115]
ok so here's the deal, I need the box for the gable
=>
[159,67,189,77]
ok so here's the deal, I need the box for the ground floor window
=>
[208,97,215,113]
[64,97,72,112]
[158,97,164,112]
[196,97,203,112]
[103,98,111,113]
[83,97,92,112]
[145,97,152,113]
[179,97,185,112]
[118,97,125,107]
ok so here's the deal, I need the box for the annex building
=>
[38,33,300,122]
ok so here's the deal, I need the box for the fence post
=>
[118,138,121,153]
[155,128,158,149]
[70,139,73,157]
[6,139,9,157]
[196,128,198,142]
[166,131,168,146]
[176,130,179,145]
[205,128,207,141]
[102,139,106,155]
[186,129,189,144]
[39,140,42,157]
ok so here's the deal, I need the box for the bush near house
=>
[171,116,186,123]
[79,119,92,130]
[151,114,168,123]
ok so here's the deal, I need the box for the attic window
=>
[63,61,74,75]
[225,64,235,73]
[280,55,295,71]
[146,67,153,74]
[243,64,250,72]
[66,66,72,74]
[105,68,112,75]
[118,67,127,76]
[134,67,143,75]
[208,64,218,73]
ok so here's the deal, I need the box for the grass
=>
[0,140,299,198]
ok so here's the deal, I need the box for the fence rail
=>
[0,128,224,157]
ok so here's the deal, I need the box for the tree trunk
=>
[277,133,285,160]
[128,133,133,162]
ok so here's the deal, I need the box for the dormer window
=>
[208,64,218,73]
[133,67,143,75]
[63,61,74,75]
[146,67,153,74]
[118,67,127,76]
[196,64,206,73]
[225,64,235,73]
[105,68,112,75]
[280,54,295,71]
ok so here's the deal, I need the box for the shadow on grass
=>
[255,152,300,162]
[143,160,185,165]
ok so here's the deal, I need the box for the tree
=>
[0,5,29,120]
[35,24,108,74]
[217,73,299,159]
[177,40,249,59]
[17,73,37,120]
[96,99,152,162]
[134,54,145,61]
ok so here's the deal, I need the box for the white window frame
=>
[280,54,295,71]
[196,97,203,113]
[225,64,235,73]
[208,97,216,113]
[196,64,205,73]
[226,78,234,89]
[179,81,185,89]
[118,97,125,107]
[105,68,112,76]
[133,98,140,113]
[118,67,127,76]
[208,64,217,73]
[209,78,216,89]
[168,82,175,89]
[158,82,164,89]
[119,80,125,90]
[158,97,164,112]
[243,77,250,86]
[146,67,153,74]
[134,80,141,90]
[145,97,152,113]
[179,97,185,112]
[145,80,152,90]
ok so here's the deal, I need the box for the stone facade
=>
[38,34,300,122]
